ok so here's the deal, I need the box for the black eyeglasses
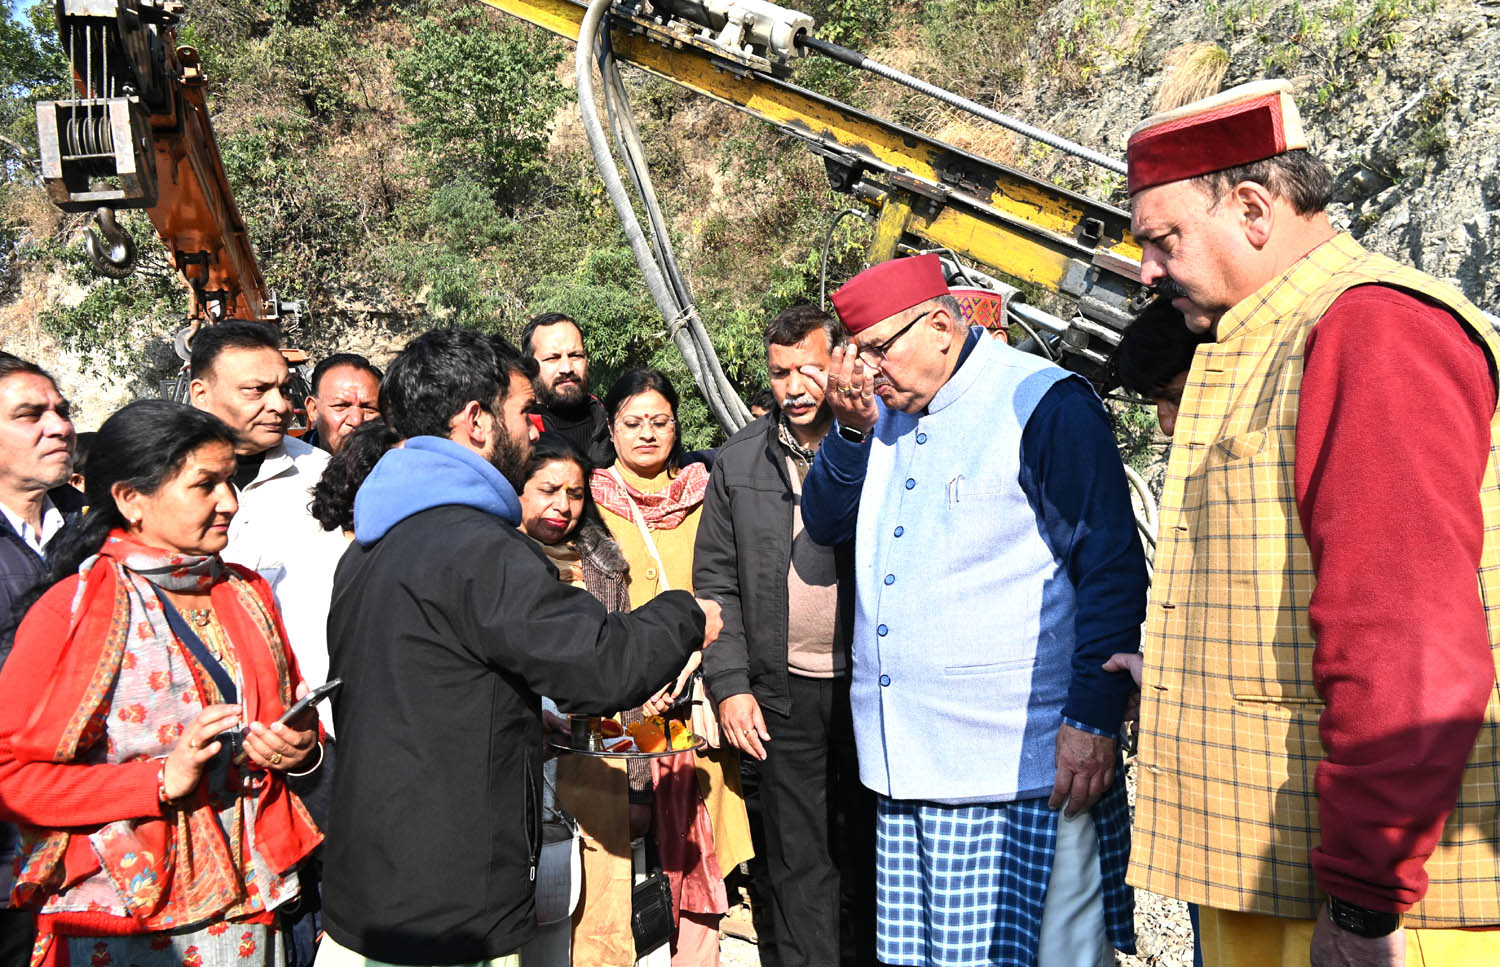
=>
[856,311,930,369]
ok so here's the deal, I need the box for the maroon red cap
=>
[831,254,949,335]
[1127,80,1307,195]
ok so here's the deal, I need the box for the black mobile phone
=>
[275,678,343,727]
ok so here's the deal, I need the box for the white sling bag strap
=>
[533,772,582,925]
[608,468,719,748]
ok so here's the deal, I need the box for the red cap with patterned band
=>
[1126,79,1307,196]
[830,254,950,335]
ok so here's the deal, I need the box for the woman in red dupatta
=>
[0,401,323,967]
[590,371,753,967]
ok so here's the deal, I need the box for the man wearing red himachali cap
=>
[1125,79,1500,966]
[796,253,1148,966]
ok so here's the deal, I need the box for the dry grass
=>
[4,184,64,244]
[1154,43,1231,113]
[931,113,1022,166]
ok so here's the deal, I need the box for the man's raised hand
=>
[800,344,877,434]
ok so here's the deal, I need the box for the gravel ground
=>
[1117,757,1194,967]
[720,935,764,967]
[718,903,1192,967]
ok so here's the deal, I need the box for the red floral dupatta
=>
[7,532,321,933]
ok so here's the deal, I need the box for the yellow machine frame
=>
[480,0,1146,367]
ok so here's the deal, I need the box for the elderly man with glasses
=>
[799,254,1148,967]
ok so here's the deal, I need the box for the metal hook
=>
[83,207,137,279]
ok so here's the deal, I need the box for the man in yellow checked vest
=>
[1125,79,1500,966]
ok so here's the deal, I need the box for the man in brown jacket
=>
[1126,80,1500,966]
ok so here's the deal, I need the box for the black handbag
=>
[632,838,674,957]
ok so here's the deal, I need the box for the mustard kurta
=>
[1131,234,1500,927]
[600,463,704,610]
[597,462,755,880]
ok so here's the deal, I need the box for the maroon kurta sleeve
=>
[1296,284,1497,912]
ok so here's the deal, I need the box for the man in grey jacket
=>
[695,305,874,967]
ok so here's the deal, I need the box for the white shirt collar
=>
[0,494,65,557]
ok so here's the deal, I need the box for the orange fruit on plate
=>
[627,721,667,753]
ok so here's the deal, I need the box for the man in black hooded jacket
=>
[321,330,715,966]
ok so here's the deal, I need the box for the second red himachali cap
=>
[1126,79,1308,196]
[831,254,950,335]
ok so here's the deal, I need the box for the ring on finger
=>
[270,752,283,766]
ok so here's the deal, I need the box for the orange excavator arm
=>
[142,43,268,326]
[35,0,299,352]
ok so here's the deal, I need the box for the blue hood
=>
[353,436,522,545]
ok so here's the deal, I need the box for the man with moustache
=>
[304,353,382,453]
[1126,80,1500,965]
[321,330,715,967]
[798,256,1147,967]
[0,354,81,661]
[0,352,82,965]
[522,312,613,466]
[694,305,875,966]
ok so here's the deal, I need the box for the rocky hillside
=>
[1034,0,1497,308]
[1,0,1496,436]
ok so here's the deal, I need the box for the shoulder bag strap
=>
[151,585,238,705]
[541,771,581,833]
[607,470,721,744]
[608,467,672,592]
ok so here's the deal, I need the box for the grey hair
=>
[1190,149,1333,216]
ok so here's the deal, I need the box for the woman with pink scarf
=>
[591,370,753,966]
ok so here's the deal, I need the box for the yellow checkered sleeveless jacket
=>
[1129,233,1500,926]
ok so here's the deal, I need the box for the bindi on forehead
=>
[617,390,671,417]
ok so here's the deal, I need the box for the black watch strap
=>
[1327,896,1401,938]
[837,423,870,444]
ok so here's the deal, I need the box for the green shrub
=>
[38,243,186,363]
[395,11,570,204]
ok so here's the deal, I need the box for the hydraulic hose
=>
[1122,461,1158,581]
[600,38,746,427]
[600,41,747,429]
[577,0,749,434]
[796,34,1127,176]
